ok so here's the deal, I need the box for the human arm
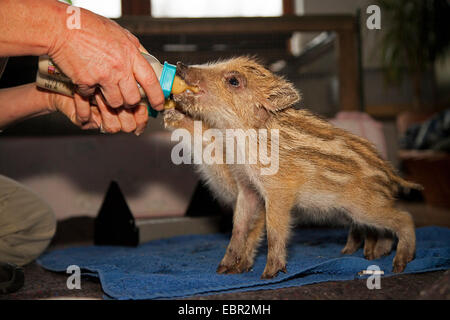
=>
[0,0,164,123]
[0,83,148,135]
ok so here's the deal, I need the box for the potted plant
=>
[377,0,449,110]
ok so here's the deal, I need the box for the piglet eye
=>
[228,76,240,87]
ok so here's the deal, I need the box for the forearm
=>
[0,83,52,129]
[0,0,66,57]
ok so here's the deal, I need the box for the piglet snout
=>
[176,61,189,79]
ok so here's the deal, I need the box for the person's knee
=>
[20,200,57,266]
[0,176,56,266]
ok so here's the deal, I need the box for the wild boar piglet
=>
[164,57,422,279]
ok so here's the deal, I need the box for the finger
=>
[99,84,124,109]
[118,75,142,107]
[89,106,102,128]
[76,84,97,97]
[117,107,137,133]
[139,44,149,54]
[74,93,91,123]
[95,93,121,133]
[133,54,165,111]
[52,94,79,125]
[80,107,102,130]
[81,122,99,130]
[133,103,149,136]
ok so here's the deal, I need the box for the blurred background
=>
[0,0,449,225]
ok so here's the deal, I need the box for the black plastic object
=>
[185,181,232,217]
[94,181,139,247]
[185,181,233,232]
[0,262,24,295]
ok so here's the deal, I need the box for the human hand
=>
[48,91,149,135]
[48,7,164,124]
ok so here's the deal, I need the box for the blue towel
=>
[37,226,450,299]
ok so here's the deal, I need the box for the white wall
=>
[152,0,282,17]
[71,0,122,18]
[0,129,198,220]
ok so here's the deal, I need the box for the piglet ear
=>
[261,77,301,112]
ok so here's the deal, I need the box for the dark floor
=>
[3,260,449,300]
[2,201,450,300]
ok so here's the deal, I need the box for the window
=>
[151,0,282,17]
[64,0,283,18]
[70,0,122,18]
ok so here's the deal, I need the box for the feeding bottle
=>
[36,52,197,117]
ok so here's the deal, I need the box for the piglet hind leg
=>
[341,225,394,260]
[372,233,394,259]
[217,186,265,274]
[389,208,416,272]
[362,228,378,260]
[349,206,415,273]
[341,224,363,255]
[364,227,395,260]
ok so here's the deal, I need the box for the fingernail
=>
[81,123,96,130]
[78,116,89,124]
[125,105,135,110]
[154,103,164,111]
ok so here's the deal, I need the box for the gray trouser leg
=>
[0,175,56,266]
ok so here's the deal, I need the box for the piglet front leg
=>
[261,192,295,279]
[163,108,193,131]
[217,185,265,274]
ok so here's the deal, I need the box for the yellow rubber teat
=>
[171,75,199,95]
[164,99,176,110]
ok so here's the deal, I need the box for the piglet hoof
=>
[364,251,376,261]
[216,264,229,274]
[163,109,185,129]
[216,261,252,275]
[392,261,406,273]
[392,257,410,273]
[392,251,414,273]
[341,246,358,255]
[373,240,394,259]
[216,264,241,274]
[261,265,287,280]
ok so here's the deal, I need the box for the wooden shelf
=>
[116,15,360,112]
[116,15,357,35]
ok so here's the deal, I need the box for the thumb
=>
[139,44,150,55]
[52,94,80,126]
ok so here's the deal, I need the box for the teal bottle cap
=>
[160,62,177,98]
[147,61,177,118]
[147,104,158,118]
